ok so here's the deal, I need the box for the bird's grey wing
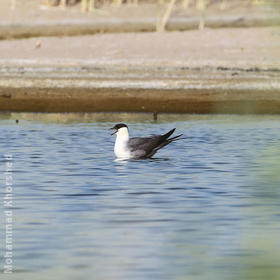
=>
[128,136,160,158]
[128,128,181,158]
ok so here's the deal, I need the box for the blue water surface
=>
[1,114,280,280]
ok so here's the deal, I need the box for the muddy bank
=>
[0,27,279,114]
[0,66,279,114]
[2,89,280,114]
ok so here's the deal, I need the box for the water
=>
[1,114,280,280]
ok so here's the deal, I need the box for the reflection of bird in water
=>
[110,123,183,159]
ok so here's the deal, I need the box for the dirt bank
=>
[0,27,279,114]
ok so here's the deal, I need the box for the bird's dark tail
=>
[159,128,184,146]
[147,128,183,158]
[168,134,183,142]
[161,128,176,141]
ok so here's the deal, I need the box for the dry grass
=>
[38,0,274,9]
[9,0,278,33]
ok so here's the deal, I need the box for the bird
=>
[110,123,183,159]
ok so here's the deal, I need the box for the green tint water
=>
[1,113,280,280]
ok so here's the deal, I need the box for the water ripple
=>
[1,116,280,280]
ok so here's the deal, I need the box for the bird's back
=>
[128,128,177,158]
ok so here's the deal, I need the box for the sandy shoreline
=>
[1,27,280,114]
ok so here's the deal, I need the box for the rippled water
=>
[1,114,280,280]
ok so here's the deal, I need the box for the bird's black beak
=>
[109,127,117,136]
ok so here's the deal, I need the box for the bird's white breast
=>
[114,127,131,159]
[114,139,131,159]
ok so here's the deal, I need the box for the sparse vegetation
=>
[10,0,277,11]
[8,0,277,33]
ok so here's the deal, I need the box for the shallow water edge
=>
[2,111,280,124]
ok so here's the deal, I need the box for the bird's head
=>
[110,123,129,136]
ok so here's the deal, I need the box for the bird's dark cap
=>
[110,123,128,130]
[110,123,128,135]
